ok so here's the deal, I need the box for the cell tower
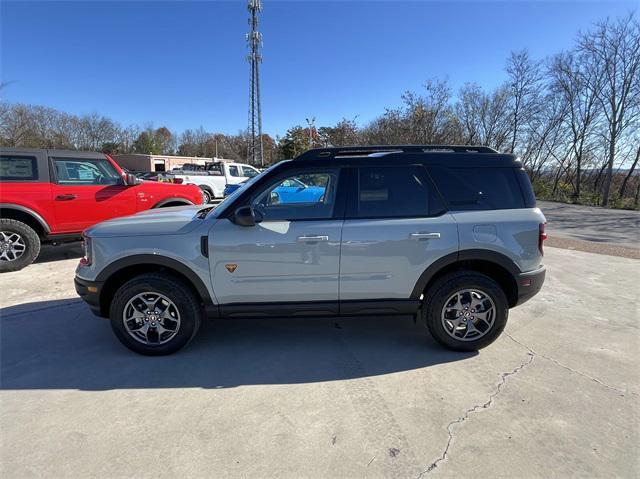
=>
[246,0,264,166]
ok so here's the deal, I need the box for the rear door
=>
[339,165,458,306]
[50,154,137,232]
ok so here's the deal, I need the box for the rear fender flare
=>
[411,249,521,299]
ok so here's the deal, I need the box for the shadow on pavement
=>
[1,299,474,391]
[34,243,83,264]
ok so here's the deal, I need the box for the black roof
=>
[291,145,521,168]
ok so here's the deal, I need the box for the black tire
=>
[198,186,212,204]
[422,271,508,352]
[109,273,203,355]
[0,219,41,273]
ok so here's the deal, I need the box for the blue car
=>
[224,178,325,204]
[223,181,247,197]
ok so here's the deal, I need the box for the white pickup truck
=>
[160,161,261,203]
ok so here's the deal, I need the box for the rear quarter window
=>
[0,155,38,181]
[428,166,525,210]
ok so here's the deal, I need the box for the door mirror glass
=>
[232,206,262,227]
[124,172,141,186]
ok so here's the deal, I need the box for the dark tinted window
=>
[0,155,38,181]
[356,166,443,218]
[515,168,536,207]
[428,167,525,210]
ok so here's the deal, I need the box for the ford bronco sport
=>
[75,145,546,355]
[0,148,204,272]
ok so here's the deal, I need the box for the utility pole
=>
[305,117,315,149]
[246,0,264,166]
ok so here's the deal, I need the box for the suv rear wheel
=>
[0,219,41,273]
[109,273,202,355]
[423,271,508,351]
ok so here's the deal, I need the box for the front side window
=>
[53,158,121,186]
[0,155,38,181]
[251,169,338,221]
[242,166,259,178]
[356,166,441,218]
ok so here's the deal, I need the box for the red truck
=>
[0,148,204,272]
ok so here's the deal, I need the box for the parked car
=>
[223,180,247,197]
[161,161,261,203]
[134,171,162,182]
[75,145,546,355]
[0,148,204,272]
[224,177,325,202]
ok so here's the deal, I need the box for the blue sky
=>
[1,1,636,137]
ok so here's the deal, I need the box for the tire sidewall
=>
[110,275,201,355]
[0,219,41,273]
[199,187,212,204]
[424,272,508,351]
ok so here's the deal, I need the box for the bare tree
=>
[549,50,602,200]
[506,50,544,154]
[578,14,640,205]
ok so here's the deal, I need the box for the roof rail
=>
[294,145,498,160]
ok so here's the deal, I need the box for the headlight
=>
[80,235,92,266]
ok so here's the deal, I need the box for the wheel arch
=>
[412,249,520,308]
[0,204,50,237]
[152,198,194,208]
[96,255,214,317]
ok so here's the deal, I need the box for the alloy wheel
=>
[441,288,496,342]
[123,292,181,345]
[0,231,26,262]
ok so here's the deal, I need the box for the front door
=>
[209,167,343,313]
[340,165,459,302]
[50,156,137,233]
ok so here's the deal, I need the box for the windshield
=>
[207,162,287,218]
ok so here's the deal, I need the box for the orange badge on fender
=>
[225,264,238,273]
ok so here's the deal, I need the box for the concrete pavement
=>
[1,246,638,478]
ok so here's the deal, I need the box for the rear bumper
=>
[515,266,546,306]
[74,276,104,316]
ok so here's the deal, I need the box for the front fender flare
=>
[95,254,213,306]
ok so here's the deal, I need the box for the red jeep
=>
[0,148,204,272]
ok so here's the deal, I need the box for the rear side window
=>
[355,166,444,218]
[228,165,241,177]
[0,155,38,181]
[428,167,525,210]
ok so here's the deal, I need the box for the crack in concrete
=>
[506,333,639,398]
[417,351,535,477]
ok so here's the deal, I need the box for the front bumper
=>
[515,265,546,306]
[74,276,104,317]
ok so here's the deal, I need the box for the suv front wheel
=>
[423,271,508,351]
[109,273,202,355]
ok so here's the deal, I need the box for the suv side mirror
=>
[124,173,141,186]
[232,206,262,227]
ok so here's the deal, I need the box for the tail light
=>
[173,178,184,184]
[539,223,547,255]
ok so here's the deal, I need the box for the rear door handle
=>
[297,235,329,243]
[55,194,77,201]
[410,232,441,240]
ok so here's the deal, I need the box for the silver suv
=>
[75,145,546,355]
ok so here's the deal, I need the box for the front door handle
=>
[55,194,77,201]
[297,235,329,243]
[410,232,441,240]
